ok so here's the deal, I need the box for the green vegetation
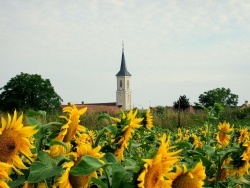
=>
[0,72,62,112]
[1,105,250,188]
[194,87,238,108]
[173,95,191,111]
[13,106,250,130]
[151,106,250,129]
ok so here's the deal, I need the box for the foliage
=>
[53,106,250,130]
[195,87,238,108]
[1,106,250,188]
[155,105,166,114]
[0,72,63,112]
[173,95,191,111]
[219,107,250,123]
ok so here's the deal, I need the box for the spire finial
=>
[122,41,124,52]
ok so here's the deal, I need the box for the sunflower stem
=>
[215,155,222,187]
[94,128,106,148]
[214,148,239,187]
[103,167,111,188]
[43,179,49,188]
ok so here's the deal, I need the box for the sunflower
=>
[223,142,250,178]
[142,109,153,130]
[74,132,95,146]
[49,141,71,157]
[55,143,104,188]
[0,111,37,174]
[189,133,203,149]
[177,128,183,141]
[170,161,206,188]
[55,161,75,188]
[227,155,249,177]
[182,129,190,141]
[114,109,143,161]
[137,134,182,188]
[49,105,87,157]
[238,127,249,143]
[216,122,233,147]
[241,141,250,161]
[0,162,11,188]
[208,158,231,183]
[60,104,87,142]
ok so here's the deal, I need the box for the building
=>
[62,44,132,113]
[115,44,132,111]
[241,100,250,108]
[61,102,121,115]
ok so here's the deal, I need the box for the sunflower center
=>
[144,163,162,188]
[172,172,200,188]
[219,168,227,181]
[219,133,227,141]
[68,174,91,188]
[231,154,246,169]
[0,130,20,162]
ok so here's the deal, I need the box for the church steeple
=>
[116,43,131,76]
[115,42,132,111]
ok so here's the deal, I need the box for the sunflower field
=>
[0,104,250,188]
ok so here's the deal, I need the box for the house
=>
[61,102,121,115]
[240,101,250,108]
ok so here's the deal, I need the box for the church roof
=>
[61,102,121,115]
[116,50,132,76]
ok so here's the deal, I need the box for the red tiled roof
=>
[61,103,121,115]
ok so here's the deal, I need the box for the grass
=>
[1,106,250,130]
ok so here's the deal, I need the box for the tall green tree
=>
[173,95,191,111]
[195,87,238,108]
[0,72,63,112]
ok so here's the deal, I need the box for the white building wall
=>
[116,76,131,111]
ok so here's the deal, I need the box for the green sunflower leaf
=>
[175,141,193,150]
[98,113,111,122]
[27,151,62,183]
[25,117,42,126]
[203,145,215,157]
[112,163,134,188]
[8,174,26,187]
[103,152,117,163]
[70,155,103,176]
[91,177,108,188]
[50,140,68,149]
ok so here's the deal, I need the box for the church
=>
[61,45,132,114]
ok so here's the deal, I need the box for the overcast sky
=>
[0,0,250,108]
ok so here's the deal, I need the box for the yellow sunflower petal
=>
[11,155,27,170]
[1,117,7,132]
[0,181,9,188]
[191,161,206,180]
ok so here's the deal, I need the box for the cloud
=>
[0,0,250,108]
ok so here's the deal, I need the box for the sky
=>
[0,0,250,109]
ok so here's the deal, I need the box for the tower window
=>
[120,80,122,88]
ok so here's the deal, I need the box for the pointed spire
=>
[116,42,132,76]
[122,41,124,52]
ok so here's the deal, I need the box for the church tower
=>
[116,43,132,111]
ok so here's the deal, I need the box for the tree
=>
[173,95,191,111]
[0,72,63,112]
[195,87,238,108]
